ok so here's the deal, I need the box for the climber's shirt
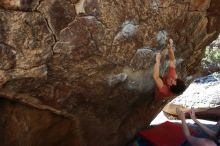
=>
[155,67,176,101]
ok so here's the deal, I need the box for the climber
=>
[153,38,186,100]
[176,107,220,146]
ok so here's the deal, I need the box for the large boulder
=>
[0,0,220,145]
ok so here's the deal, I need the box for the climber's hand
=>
[156,52,161,63]
[168,38,173,49]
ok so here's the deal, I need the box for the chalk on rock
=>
[176,58,184,65]
[113,20,139,45]
[156,30,168,51]
[107,73,128,87]
[130,47,154,71]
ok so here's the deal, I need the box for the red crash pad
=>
[139,121,196,146]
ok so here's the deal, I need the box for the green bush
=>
[201,46,220,71]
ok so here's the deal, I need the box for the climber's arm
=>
[168,38,176,68]
[153,52,164,89]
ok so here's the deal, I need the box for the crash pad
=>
[139,121,196,146]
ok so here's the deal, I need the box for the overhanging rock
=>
[0,0,220,146]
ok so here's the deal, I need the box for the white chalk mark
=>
[107,73,128,87]
[113,20,139,45]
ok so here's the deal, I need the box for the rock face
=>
[0,0,220,146]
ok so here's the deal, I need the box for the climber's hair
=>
[170,79,186,95]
